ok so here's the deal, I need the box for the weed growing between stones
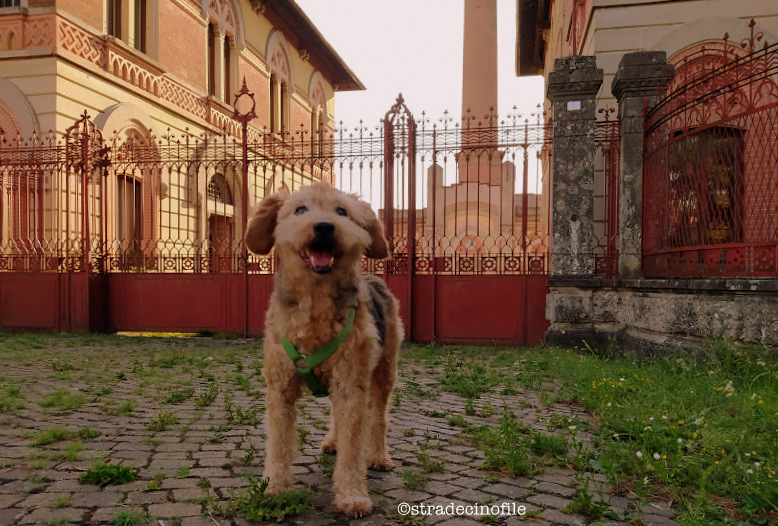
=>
[0,384,24,414]
[402,469,427,489]
[207,477,310,522]
[316,452,335,477]
[29,426,100,446]
[146,411,179,432]
[78,460,138,487]
[39,389,84,412]
[108,509,151,526]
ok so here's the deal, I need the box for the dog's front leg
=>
[262,366,301,494]
[329,385,372,518]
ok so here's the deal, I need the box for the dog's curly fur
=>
[245,182,402,518]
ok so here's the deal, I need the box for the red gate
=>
[0,94,550,345]
[374,96,551,344]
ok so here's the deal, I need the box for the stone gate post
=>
[544,56,603,346]
[546,56,603,276]
[611,52,674,278]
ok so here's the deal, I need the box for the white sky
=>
[294,0,546,131]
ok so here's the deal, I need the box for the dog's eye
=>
[294,206,308,215]
[335,206,347,217]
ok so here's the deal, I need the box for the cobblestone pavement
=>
[0,336,678,525]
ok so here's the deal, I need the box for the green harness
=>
[281,300,357,398]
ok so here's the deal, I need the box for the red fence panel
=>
[644,21,778,278]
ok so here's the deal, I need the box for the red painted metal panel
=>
[385,275,411,340]
[434,275,524,345]
[108,274,233,332]
[246,275,273,335]
[0,274,59,330]
[409,275,435,343]
[525,275,550,345]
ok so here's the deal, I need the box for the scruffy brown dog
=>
[244,182,402,518]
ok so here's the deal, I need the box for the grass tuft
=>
[79,460,138,487]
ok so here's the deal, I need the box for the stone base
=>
[546,277,778,353]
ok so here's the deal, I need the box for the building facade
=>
[0,0,362,272]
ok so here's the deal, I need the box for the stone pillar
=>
[544,56,605,348]
[611,52,674,278]
[546,56,603,277]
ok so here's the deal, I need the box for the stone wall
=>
[547,277,778,351]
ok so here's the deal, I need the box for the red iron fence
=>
[644,20,778,277]
[0,94,551,344]
[594,109,620,278]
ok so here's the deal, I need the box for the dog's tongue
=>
[309,250,332,268]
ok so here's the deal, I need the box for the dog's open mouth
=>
[300,247,336,274]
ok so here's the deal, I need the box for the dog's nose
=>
[313,222,334,236]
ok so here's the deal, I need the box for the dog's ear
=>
[363,209,389,260]
[245,192,285,255]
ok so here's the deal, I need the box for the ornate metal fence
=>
[0,98,551,278]
[644,21,778,277]
[0,94,552,342]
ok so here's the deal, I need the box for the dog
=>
[244,181,402,518]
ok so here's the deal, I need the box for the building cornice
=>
[250,0,364,91]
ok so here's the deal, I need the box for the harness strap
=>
[281,300,358,397]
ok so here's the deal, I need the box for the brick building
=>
[0,0,362,260]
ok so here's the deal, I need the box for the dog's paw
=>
[321,441,337,454]
[368,456,394,471]
[264,479,292,496]
[336,495,373,518]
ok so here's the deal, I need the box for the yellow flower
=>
[757,400,764,404]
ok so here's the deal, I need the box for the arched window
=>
[309,78,327,155]
[206,0,239,104]
[105,0,151,54]
[267,33,292,136]
[207,174,233,205]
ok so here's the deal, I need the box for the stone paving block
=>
[208,476,251,488]
[450,488,493,504]
[0,494,22,508]
[195,456,231,467]
[527,493,574,510]
[640,513,678,525]
[162,477,204,489]
[18,506,86,525]
[148,501,203,518]
[535,480,578,497]
[481,481,531,499]
[125,490,170,505]
[69,489,123,507]
[539,508,587,525]
[183,516,231,526]
[385,488,433,502]
[173,487,207,502]
[91,506,138,522]
[0,503,23,523]
[448,476,485,490]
